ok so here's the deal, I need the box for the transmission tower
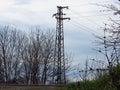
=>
[53,6,70,85]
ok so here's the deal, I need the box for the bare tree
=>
[0,26,24,83]
[21,28,55,85]
[95,19,120,89]
[0,26,71,85]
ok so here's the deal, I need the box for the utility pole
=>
[53,6,70,85]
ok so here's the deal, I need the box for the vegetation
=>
[60,64,120,90]
[0,26,70,85]
[0,1,120,90]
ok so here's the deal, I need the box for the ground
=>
[0,85,59,90]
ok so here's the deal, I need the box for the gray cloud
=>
[0,0,116,66]
[13,0,32,5]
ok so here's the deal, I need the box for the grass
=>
[59,73,117,90]
[59,64,120,90]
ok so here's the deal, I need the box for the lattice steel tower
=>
[53,6,70,84]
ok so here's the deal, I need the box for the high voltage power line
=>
[65,9,105,36]
[68,0,116,7]
[64,4,116,36]
[68,9,103,27]
[69,20,102,36]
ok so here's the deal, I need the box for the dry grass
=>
[0,86,59,90]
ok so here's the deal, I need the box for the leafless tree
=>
[0,26,71,85]
[0,26,24,83]
[94,6,120,88]
[21,28,55,85]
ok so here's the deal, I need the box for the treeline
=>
[0,26,57,85]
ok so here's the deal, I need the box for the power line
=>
[69,13,113,17]
[69,19,102,36]
[69,0,115,7]
[69,9,104,27]
[68,9,110,14]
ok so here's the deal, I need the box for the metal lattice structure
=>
[53,6,70,85]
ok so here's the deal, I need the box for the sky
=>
[0,0,119,67]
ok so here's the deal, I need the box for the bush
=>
[60,64,120,90]
[60,73,116,90]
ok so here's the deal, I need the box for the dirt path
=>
[0,86,59,90]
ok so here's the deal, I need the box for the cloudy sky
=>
[0,0,119,66]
